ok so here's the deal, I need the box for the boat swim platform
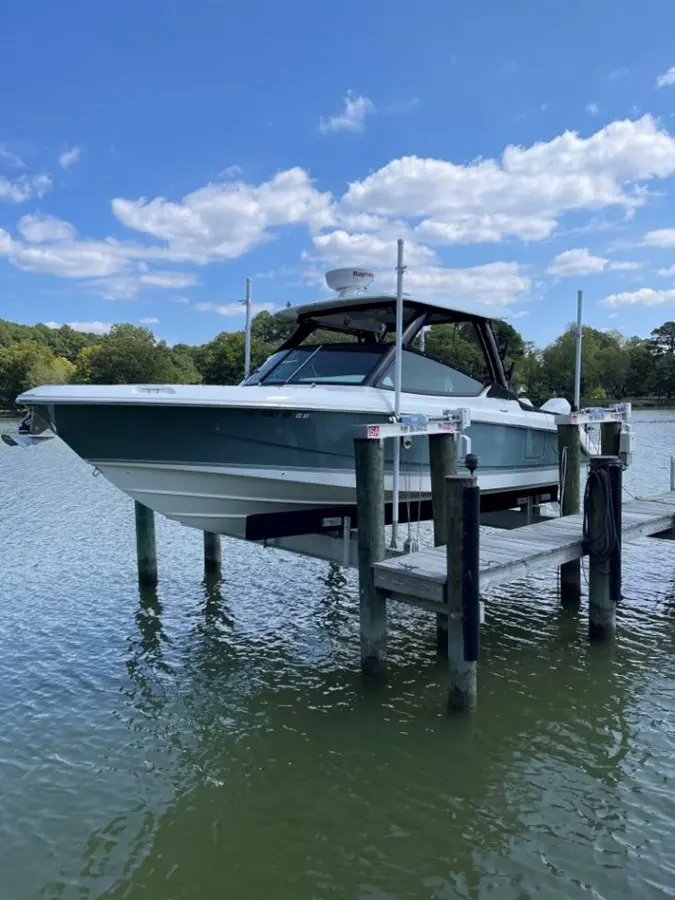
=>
[372,491,675,610]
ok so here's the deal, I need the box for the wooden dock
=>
[373,492,675,607]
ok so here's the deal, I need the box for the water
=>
[1,411,675,899]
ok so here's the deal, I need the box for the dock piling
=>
[600,421,622,457]
[557,424,581,606]
[429,432,457,655]
[446,474,478,711]
[203,532,222,578]
[134,501,158,587]
[586,456,622,640]
[354,437,387,676]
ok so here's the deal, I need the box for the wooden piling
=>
[429,432,457,655]
[134,501,158,587]
[587,456,621,640]
[354,437,387,675]
[600,421,621,457]
[203,532,222,578]
[557,424,581,606]
[446,475,477,710]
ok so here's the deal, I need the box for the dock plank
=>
[373,492,675,603]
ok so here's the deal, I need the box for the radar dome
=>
[325,268,375,297]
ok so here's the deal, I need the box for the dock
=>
[373,493,675,606]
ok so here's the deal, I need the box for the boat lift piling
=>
[134,501,158,587]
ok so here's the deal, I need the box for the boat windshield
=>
[258,344,386,386]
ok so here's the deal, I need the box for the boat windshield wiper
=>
[282,345,322,385]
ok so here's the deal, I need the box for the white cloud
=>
[0,145,25,167]
[194,301,276,316]
[643,228,675,247]
[319,92,376,134]
[138,271,198,288]
[139,317,160,325]
[112,166,334,262]
[18,214,76,243]
[58,147,82,169]
[656,66,675,88]
[307,228,530,306]
[658,265,675,276]
[342,116,675,245]
[45,320,113,334]
[609,260,641,270]
[608,67,630,81]
[602,288,675,307]
[11,241,127,279]
[0,227,15,254]
[547,248,608,276]
[0,173,51,203]
[586,103,599,115]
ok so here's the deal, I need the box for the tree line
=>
[1,312,674,411]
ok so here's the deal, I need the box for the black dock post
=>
[429,432,458,655]
[600,421,621,457]
[354,437,387,676]
[203,532,222,578]
[586,456,622,640]
[557,423,581,606]
[134,501,158,587]
[446,465,479,711]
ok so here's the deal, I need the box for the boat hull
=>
[30,400,562,538]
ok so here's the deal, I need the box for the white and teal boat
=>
[18,270,581,539]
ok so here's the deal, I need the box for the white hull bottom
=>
[93,461,561,540]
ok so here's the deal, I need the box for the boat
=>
[17,268,581,539]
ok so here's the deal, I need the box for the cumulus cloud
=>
[547,248,608,276]
[319,92,376,134]
[586,103,599,115]
[658,265,675,276]
[112,167,334,262]
[139,316,160,325]
[643,227,675,247]
[6,115,675,306]
[0,173,51,203]
[342,116,675,244]
[602,288,675,307]
[18,214,76,243]
[58,147,82,168]
[656,66,675,88]
[547,248,641,277]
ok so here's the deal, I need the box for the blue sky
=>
[2,0,675,348]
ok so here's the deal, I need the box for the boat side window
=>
[243,350,290,385]
[378,349,484,396]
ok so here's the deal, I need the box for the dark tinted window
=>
[379,350,483,396]
[261,344,386,385]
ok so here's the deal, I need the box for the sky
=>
[2,0,675,348]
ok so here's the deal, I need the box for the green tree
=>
[0,341,74,409]
[84,325,200,385]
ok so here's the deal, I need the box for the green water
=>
[1,412,675,899]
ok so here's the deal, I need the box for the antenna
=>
[244,277,252,379]
[573,289,583,411]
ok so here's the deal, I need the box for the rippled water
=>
[2,411,675,899]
